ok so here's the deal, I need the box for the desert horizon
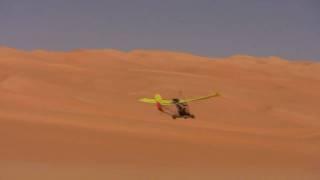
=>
[2,45,320,62]
[0,46,319,179]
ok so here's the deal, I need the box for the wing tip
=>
[211,92,221,97]
[138,98,148,102]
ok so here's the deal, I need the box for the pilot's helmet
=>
[172,98,180,103]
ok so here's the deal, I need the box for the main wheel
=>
[172,115,177,119]
[190,114,195,119]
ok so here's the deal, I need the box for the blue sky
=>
[0,0,319,60]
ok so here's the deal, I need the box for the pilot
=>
[172,98,190,116]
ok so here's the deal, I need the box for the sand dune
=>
[0,47,319,179]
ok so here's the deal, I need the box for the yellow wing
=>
[139,98,173,106]
[139,98,157,104]
[179,92,220,103]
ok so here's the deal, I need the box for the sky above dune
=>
[0,0,319,60]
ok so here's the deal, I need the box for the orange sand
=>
[0,47,319,179]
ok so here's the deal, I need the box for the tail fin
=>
[154,94,162,101]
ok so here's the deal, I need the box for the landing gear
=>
[171,114,195,119]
